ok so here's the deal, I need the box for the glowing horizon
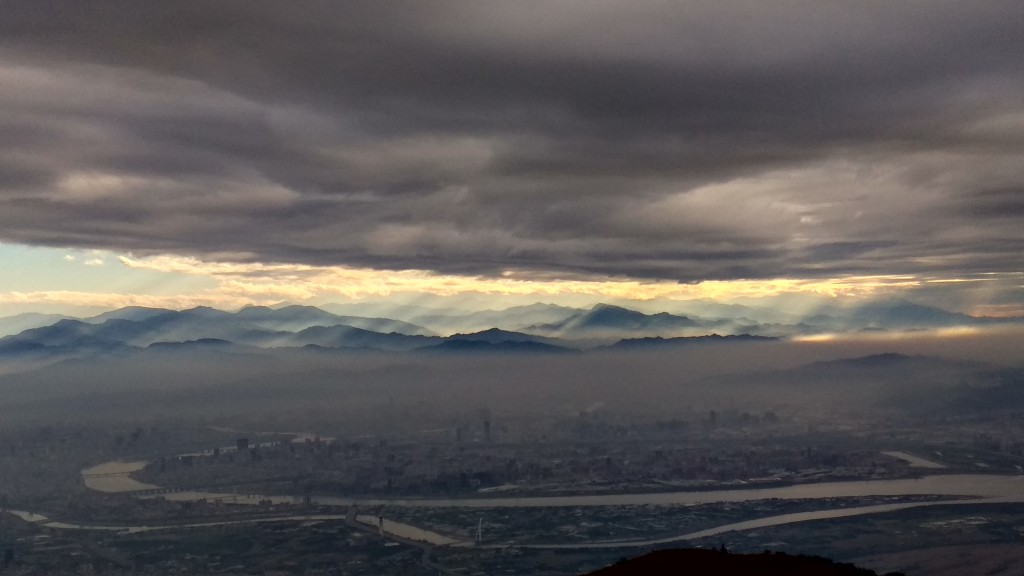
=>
[0,243,1019,318]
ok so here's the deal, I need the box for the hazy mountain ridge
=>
[280,324,437,351]
[699,352,1024,418]
[405,303,584,335]
[805,300,1011,330]
[0,300,1018,365]
[328,298,1022,338]
[0,306,436,353]
[0,312,74,337]
[234,304,436,336]
[713,352,998,388]
[527,303,703,338]
[83,306,173,324]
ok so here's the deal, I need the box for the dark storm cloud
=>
[0,1,1022,281]
[958,188,1024,219]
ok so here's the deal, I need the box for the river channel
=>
[65,454,1024,548]
[113,473,1024,509]
[0,416,965,560]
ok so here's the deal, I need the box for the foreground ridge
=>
[584,549,905,576]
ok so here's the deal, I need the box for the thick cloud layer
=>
[0,1,1021,281]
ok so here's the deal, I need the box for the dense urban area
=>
[3,380,1024,575]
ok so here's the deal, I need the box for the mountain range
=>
[0,300,1019,366]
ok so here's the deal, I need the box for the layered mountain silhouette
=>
[233,304,435,336]
[0,312,73,337]
[2,305,432,346]
[408,303,582,335]
[83,306,172,324]
[0,306,576,361]
[0,299,1017,363]
[805,299,992,330]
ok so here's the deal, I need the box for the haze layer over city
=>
[0,2,1022,575]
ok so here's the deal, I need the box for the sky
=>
[0,1,1021,317]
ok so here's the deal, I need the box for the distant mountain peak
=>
[457,327,521,337]
[180,305,227,316]
[590,303,628,311]
[530,302,700,337]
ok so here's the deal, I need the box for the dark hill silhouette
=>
[417,339,574,354]
[446,328,563,347]
[147,338,238,349]
[609,334,777,349]
[584,549,904,576]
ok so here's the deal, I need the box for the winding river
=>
[12,450,1024,549]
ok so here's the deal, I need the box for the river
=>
[133,473,1023,509]
[81,460,158,492]
[881,451,946,469]
[60,450,1024,549]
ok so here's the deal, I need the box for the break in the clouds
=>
[0,1,1022,286]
